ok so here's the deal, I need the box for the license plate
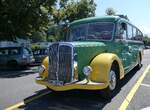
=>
[49,80,64,86]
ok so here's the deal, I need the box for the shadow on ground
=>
[20,90,109,110]
[18,66,141,110]
[0,66,38,78]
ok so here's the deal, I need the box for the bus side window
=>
[136,30,143,41]
[127,24,133,40]
[121,23,127,39]
[116,22,127,39]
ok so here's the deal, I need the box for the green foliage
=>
[143,35,150,45]
[47,24,67,41]
[52,0,96,24]
[31,31,47,43]
[0,0,96,41]
[49,0,96,41]
[31,44,42,50]
[0,0,56,40]
[105,7,116,15]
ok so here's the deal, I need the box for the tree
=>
[47,0,96,41]
[143,34,150,45]
[31,31,47,43]
[105,7,116,16]
[52,0,96,24]
[0,0,56,40]
[0,0,96,41]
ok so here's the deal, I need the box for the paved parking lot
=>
[0,50,150,110]
[126,49,150,110]
[127,68,150,110]
[0,66,45,110]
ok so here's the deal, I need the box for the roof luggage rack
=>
[115,15,129,21]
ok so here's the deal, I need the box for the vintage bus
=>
[36,16,144,98]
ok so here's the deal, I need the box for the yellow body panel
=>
[36,78,108,91]
[40,56,49,78]
[89,53,124,83]
[37,53,124,91]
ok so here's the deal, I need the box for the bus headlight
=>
[82,66,92,76]
[38,65,45,74]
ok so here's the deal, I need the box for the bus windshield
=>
[68,22,114,41]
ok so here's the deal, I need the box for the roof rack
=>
[115,15,129,21]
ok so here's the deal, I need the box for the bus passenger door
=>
[114,22,133,74]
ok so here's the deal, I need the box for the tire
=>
[137,54,142,69]
[7,60,18,70]
[101,65,119,99]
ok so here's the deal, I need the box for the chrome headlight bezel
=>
[82,66,92,76]
[38,65,45,74]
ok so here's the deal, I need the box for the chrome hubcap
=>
[109,70,116,91]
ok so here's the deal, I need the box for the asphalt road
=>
[0,50,150,110]
[0,67,45,110]
[127,50,150,110]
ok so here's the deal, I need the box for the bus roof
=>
[70,16,129,26]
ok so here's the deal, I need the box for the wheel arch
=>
[89,53,124,83]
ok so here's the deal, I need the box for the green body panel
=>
[71,42,107,80]
[68,16,144,78]
[71,40,143,80]
[104,41,143,74]
[46,16,144,82]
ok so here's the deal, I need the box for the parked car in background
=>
[31,42,51,65]
[145,45,150,49]
[0,46,35,68]
[32,48,48,65]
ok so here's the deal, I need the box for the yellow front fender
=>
[41,56,49,78]
[89,53,124,83]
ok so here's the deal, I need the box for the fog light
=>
[83,66,92,76]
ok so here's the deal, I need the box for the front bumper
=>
[36,77,108,91]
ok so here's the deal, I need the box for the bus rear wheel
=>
[137,54,142,69]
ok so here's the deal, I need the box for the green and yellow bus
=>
[36,16,144,98]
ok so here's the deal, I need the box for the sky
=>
[95,0,150,36]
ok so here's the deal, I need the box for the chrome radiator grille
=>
[48,43,73,84]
